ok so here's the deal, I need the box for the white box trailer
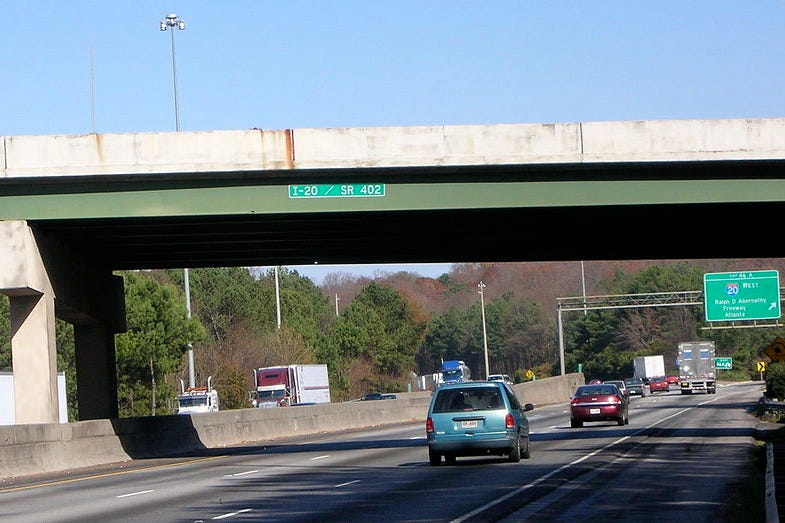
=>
[0,371,68,425]
[633,355,665,382]
[292,364,331,405]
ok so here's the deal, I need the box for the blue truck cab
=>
[441,360,471,384]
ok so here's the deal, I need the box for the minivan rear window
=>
[432,387,503,413]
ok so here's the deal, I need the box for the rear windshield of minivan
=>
[432,387,503,413]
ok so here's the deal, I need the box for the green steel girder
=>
[2,159,785,270]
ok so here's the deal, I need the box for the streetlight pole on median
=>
[160,13,185,132]
[160,13,194,388]
[274,266,282,329]
[478,281,490,379]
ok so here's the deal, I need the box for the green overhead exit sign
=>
[704,270,781,322]
[288,184,385,198]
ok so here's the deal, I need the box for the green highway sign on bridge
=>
[703,270,781,322]
[289,184,386,198]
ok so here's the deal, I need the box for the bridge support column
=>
[9,294,59,424]
[0,220,59,424]
[1,220,125,423]
[31,225,126,422]
[74,324,118,420]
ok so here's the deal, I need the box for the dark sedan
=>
[361,392,397,401]
[624,377,646,397]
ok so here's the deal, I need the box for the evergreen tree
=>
[332,282,425,396]
[116,271,204,417]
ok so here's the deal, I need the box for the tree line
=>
[0,261,780,420]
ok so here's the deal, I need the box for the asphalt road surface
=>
[0,381,769,522]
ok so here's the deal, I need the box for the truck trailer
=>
[632,355,665,383]
[252,364,331,408]
[678,341,716,394]
[1,371,68,425]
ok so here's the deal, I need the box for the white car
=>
[487,374,513,386]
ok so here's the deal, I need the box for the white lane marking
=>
[335,480,361,488]
[410,435,425,439]
[223,469,259,478]
[310,455,330,461]
[213,508,252,519]
[116,489,154,498]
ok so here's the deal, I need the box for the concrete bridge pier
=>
[74,324,120,420]
[0,220,125,423]
[8,292,59,423]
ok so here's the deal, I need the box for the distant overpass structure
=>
[2,117,785,423]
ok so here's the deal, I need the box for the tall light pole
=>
[160,13,185,131]
[160,13,194,388]
[478,281,490,379]
[274,266,282,329]
[581,260,588,315]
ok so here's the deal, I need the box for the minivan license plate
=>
[461,420,478,428]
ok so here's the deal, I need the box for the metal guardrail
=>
[761,398,785,412]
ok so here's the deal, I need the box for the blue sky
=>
[2,1,783,283]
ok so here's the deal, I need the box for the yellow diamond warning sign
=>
[764,337,785,362]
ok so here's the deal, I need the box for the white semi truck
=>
[677,341,716,394]
[176,376,220,414]
[252,364,331,408]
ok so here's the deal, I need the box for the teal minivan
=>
[425,381,534,466]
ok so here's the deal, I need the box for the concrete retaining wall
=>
[0,373,583,480]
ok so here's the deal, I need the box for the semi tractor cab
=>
[441,360,471,384]
[176,376,219,414]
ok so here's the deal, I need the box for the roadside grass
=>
[722,440,767,522]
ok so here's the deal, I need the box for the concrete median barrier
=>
[0,374,582,480]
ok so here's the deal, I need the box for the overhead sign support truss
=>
[555,289,785,376]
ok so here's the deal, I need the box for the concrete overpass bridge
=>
[2,117,785,424]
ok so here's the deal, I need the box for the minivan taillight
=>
[426,417,434,433]
[505,413,515,429]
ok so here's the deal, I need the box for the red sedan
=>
[648,376,669,393]
[569,384,630,427]
[666,375,679,385]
